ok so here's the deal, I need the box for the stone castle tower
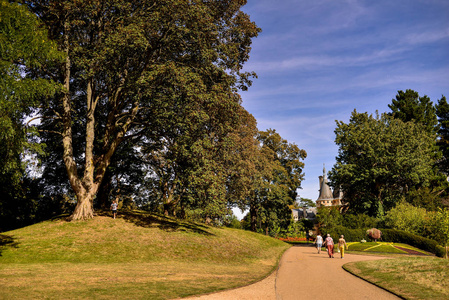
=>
[316,164,342,207]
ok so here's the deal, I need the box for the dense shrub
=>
[384,202,430,236]
[381,229,445,257]
[321,226,366,243]
[342,213,380,229]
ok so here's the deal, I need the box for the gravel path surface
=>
[185,245,400,300]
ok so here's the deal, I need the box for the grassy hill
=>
[0,211,289,299]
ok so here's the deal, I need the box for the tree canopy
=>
[23,0,261,220]
[0,0,63,230]
[388,89,438,134]
[329,110,438,217]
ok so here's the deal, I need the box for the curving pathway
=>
[186,245,400,300]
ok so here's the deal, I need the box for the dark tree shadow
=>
[0,234,18,256]
[97,210,215,236]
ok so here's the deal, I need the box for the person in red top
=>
[324,234,334,258]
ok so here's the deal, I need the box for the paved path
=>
[187,245,400,300]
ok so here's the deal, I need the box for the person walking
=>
[324,234,334,258]
[110,200,118,219]
[338,235,347,259]
[315,234,323,254]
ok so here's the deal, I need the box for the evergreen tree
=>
[436,96,449,174]
[388,89,438,134]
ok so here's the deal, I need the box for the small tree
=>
[317,207,343,231]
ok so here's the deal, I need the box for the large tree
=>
[0,0,63,230]
[329,110,438,217]
[388,89,438,134]
[25,0,260,220]
[249,129,307,234]
[388,90,447,209]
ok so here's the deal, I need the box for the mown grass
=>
[0,211,290,299]
[343,256,449,300]
[347,242,432,255]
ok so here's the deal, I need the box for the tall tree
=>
[0,0,63,230]
[250,129,307,234]
[388,90,448,209]
[329,110,437,217]
[388,89,438,134]
[26,0,260,220]
[436,96,449,174]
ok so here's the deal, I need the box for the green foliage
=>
[428,208,449,258]
[224,215,242,229]
[316,206,343,231]
[297,197,316,207]
[330,109,438,217]
[436,96,449,174]
[384,201,430,235]
[249,129,307,234]
[406,185,448,212]
[342,213,379,229]
[323,225,366,242]
[0,0,63,231]
[23,0,261,220]
[388,89,438,134]
[282,221,305,238]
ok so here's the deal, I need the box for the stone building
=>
[292,206,316,221]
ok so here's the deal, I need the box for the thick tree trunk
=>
[60,20,95,221]
[71,193,95,220]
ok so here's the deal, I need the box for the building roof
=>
[317,165,333,200]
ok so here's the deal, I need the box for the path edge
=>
[342,262,407,300]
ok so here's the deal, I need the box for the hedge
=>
[321,226,445,258]
[321,226,366,244]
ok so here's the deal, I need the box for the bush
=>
[321,226,366,243]
[342,213,380,229]
[384,202,429,236]
[381,229,446,257]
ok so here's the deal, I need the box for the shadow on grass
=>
[0,234,18,256]
[99,210,215,236]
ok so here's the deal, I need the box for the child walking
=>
[110,200,118,219]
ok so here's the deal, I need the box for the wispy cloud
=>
[240,0,449,203]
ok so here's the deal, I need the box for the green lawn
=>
[343,256,449,300]
[1,214,446,300]
[0,211,289,299]
[347,242,432,255]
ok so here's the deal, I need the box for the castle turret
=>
[316,164,334,207]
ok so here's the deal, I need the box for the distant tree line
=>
[0,0,306,233]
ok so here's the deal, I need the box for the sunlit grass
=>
[0,212,290,299]
[343,256,449,300]
[347,242,432,255]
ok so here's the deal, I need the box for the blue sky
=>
[235,0,449,213]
